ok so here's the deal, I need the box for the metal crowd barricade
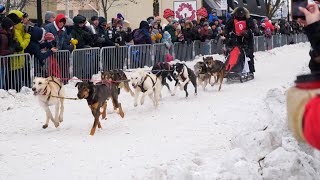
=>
[32,50,70,84]
[211,38,225,55]
[254,36,259,52]
[280,34,288,46]
[128,44,152,69]
[0,53,32,91]
[71,47,100,80]
[153,43,167,64]
[100,46,128,71]
[174,42,194,61]
[265,37,273,50]
[257,36,266,51]
[272,34,281,48]
[193,40,202,57]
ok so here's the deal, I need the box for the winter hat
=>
[55,14,66,25]
[91,15,98,22]
[98,16,107,26]
[44,32,55,41]
[30,26,45,42]
[0,5,5,14]
[117,13,124,20]
[203,22,209,27]
[163,9,174,19]
[45,11,56,21]
[65,17,74,26]
[7,12,22,24]
[196,8,208,18]
[179,19,185,24]
[171,19,178,25]
[147,16,154,24]
[73,15,86,25]
[1,17,14,30]
[139,20,149,30]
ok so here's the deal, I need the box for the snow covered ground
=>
[1,43,320,180]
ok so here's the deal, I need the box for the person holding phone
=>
[286,2,320,151]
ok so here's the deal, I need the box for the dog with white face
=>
[171,63,197,97]
[32,76,65,129]
[130,70,162,107]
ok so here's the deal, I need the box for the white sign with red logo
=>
[174,1,197,20]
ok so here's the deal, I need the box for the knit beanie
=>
[45,11,56,21]
[1,17,14,30]
[44,32,55,41]
[7,13,21,24]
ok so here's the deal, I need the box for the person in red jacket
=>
[263,17,274,37]
[287,2,320,150]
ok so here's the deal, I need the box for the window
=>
[57,10,74,18]
[78,10,98,20]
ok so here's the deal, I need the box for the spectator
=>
[25,27,57,66]
[209,10,219,23]
[155,16,163,33]
[44,11,56,26]
[95,16,117,47]
[175,24,184,42]
[252,19,261,36]
[147,16,154,24]
[179,19,186,30]
[44,14,73,52]
[0,5,5,24]
[89,16,99,34]
[263,17,275,38]
[182,20,195,44]
[150,20,162,43]
[163,9,174,24]
[6,10,30,90]
[133,20,152,45]
[0,17,20,89]
[0,17,21,56]
[71,15,94,49]
[200,22,212,42]
[164,20,178,43]
[210,22,218,40]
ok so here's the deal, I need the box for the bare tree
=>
[99,0,138,18]
[265,0,285,18]
[3,0,29,12]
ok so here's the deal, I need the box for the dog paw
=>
[59,117,63,123]
[54,122,60,128]
[210,83,215,87]
[134,103,138,107]
[171,93,176,96]
[42,124,48,129]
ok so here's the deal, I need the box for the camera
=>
[291,0,308,20]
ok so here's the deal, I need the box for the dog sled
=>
[224,46,253,83]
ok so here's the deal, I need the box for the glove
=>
[156,33,162,40]
[70,39,78,50]
[115,43,120,48]
[286,86,320,142]
[151,35,157,42]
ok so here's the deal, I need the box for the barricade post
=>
[71,47,100,80]
[0,53,32,91]
[100,46,128,71]
[128,44,152,69]
[153,43,167,64]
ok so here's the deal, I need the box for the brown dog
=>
[75,81,124,136]
[101,69,134,97]
[203,56,225,91]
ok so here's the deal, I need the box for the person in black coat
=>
[25,27,57,66]
[182,20,195,44]
[224,7,255,75]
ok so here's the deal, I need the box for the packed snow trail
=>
[1,43,319,180]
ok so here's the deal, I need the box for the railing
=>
[0,33,309,91]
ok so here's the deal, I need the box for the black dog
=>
[171,62,197,97]
[75,81,124,136]
[151,62,174,93]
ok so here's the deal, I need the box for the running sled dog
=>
[32,76,65,129]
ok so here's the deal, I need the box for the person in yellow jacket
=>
[7,10,31,90]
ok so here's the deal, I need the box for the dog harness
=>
[138,74,157,93]
[42,76,63,102]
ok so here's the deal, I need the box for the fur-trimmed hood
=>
[231,7,250,19]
